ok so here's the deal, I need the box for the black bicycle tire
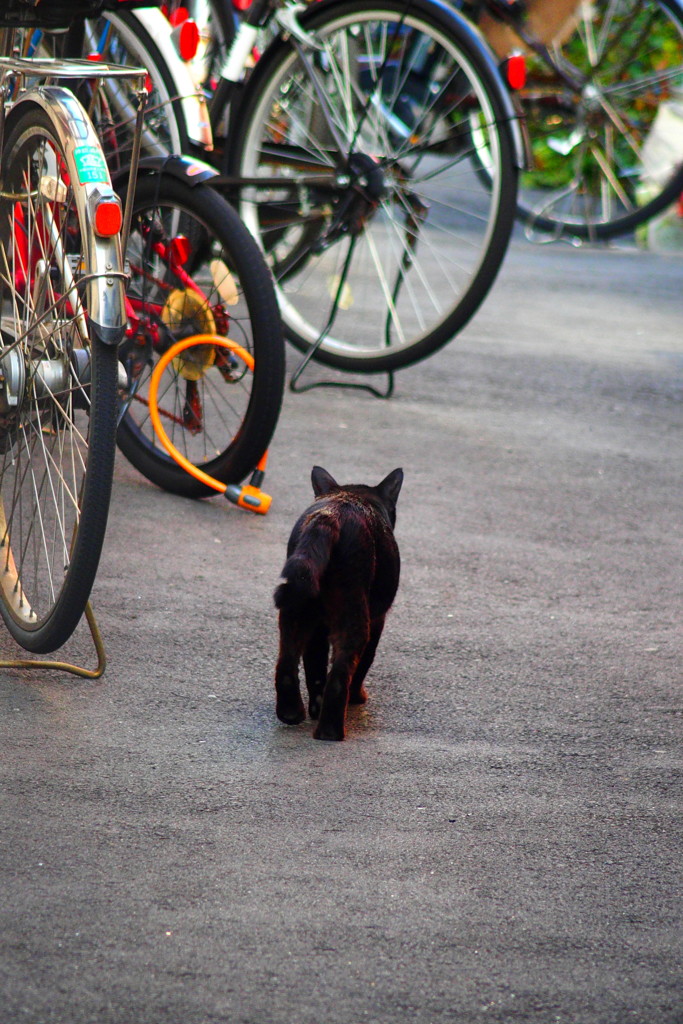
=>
[516,0,683,239]
[523,162,683,240]
[116,174,285,498]
[0,109,118,653]
[225,0,519,374]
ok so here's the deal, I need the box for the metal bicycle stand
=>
[0,603,107,679]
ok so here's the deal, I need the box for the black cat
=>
[274,466,403,741]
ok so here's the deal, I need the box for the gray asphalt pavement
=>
[1,233,681,1024]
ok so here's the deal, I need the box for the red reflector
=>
[506,53,526,91]
[87,51,103,61]
[178,19,200,61]
[94,201,122,238]
[170,235,192,265]
[233,0,252,10]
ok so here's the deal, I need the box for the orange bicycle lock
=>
[147,334,272,514]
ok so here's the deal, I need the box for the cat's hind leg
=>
[314,604,370,741]
[275,611,309,725]
[349,616,385,705]
[303,624,328,720]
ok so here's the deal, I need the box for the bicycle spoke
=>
[589,138,632,211]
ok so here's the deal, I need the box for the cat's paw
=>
[276,697,306,725]
[348,684,368,705]
[313,723,345,741]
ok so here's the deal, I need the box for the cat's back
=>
[287,483,399,575]
[330,490,400,595]
[326,491,395,545]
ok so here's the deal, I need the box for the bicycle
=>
[22,16,286,500]
[114,158,286,498]
[0,1,285,658]
[69,0,525,376]
[101,0,683,247]
[218,0,525,375]
[464,0,683,240]
[0,1,143,653]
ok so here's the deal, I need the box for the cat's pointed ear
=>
[377,468,403,507]
[312,466,338,497]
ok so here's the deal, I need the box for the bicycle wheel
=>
[516,0,683,239]
[226,0,518,373]
[116,173,285,498]
[0,106,119,653]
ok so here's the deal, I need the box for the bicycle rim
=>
[0,111,118,652]
[518,0,683,239]
[231,0,517,372]
[116,175,285,498]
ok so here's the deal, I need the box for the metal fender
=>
[113,154,219,189]
[4,88,126,345]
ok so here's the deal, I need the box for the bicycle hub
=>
[347,153,386,202]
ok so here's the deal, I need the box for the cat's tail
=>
[274,511,339,611]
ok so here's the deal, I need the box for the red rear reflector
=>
[505,52,526,91]
[94,200,122,237]
[171,235,192,265]
[178,20,200,61]
[233,0,252,10]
